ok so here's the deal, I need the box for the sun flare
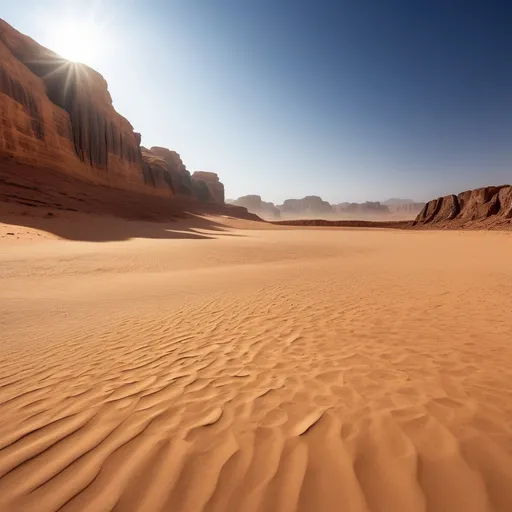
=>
[49,22,103,65]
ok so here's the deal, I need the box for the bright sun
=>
[50,22,103,65]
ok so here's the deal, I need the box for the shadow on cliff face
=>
[0,159,257,242]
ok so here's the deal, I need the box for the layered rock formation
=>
[228,195,280,219]
[413,185,512,227]
[0,19,225,207]
[278,196,333,217]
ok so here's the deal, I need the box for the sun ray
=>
[46,18,106,66]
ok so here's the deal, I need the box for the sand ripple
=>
[1,224,512,511]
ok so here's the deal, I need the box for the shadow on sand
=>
[0,159,260,242]
[0,210,247,242]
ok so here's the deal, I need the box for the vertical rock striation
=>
[191,172,225,204]
[0,19,225,204]
[0,19,157,194]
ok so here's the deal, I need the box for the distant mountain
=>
[334,201,390,214]
[383,198,416,205]
[228,194,423,219]
[278,196,333,217]
[228,195,280,219]
[388,203,425,215]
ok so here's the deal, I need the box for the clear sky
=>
[3,0,512,203]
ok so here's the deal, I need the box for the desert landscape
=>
[2,214,512,512]
[227,195,426,221]
[1,12,512,512]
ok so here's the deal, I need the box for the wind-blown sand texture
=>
[1,216,512,512]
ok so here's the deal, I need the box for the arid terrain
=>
[2,14,512,512]
[1,214,512,512]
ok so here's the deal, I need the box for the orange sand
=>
[1,215,512,511]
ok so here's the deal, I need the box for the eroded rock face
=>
[3,19,239,204]
[0,19,171,196]
[140,149,174,192]
[413,185,512,226]
[228,195,280,219]
[498,187,512,219]
[140,147,225,204]
[144,146,200,197]
[278,196,333,217]
[149,147,186,171]
[191,171,225,204]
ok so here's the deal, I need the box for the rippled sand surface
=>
[1,217,512,511]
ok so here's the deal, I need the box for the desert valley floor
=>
[1,215,512,512]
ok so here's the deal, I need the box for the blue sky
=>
[3,0,512,203]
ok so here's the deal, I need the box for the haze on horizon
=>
[3,0,512,204]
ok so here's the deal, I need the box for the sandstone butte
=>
[0,18,243,216]
[278,196,334,216]
[228,195,281,219]
[280,189,512,229]
[413,185,512,229]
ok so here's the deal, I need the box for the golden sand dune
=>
[1,216,512,511]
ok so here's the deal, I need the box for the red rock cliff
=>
[140,147,225,204]
[0,19,172,197]
[146,146,194,196]
[413,185,512,227]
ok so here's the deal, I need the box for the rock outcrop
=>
[413,185,512,227]
[140,146,225,204]
[139,149,175,192]
[228,195,280,219]
[0,19,165,195]
[145,146,194,196]
[0,19,226,207]
[191,172,225,204]
[278,196,333,217]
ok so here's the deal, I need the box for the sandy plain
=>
[1,215,512,512]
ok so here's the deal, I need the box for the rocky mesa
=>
[278,196,334,217]
[0,18,229,217]
[230,194,423,220]
[228,195,280,219]
[413,185,512,228]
